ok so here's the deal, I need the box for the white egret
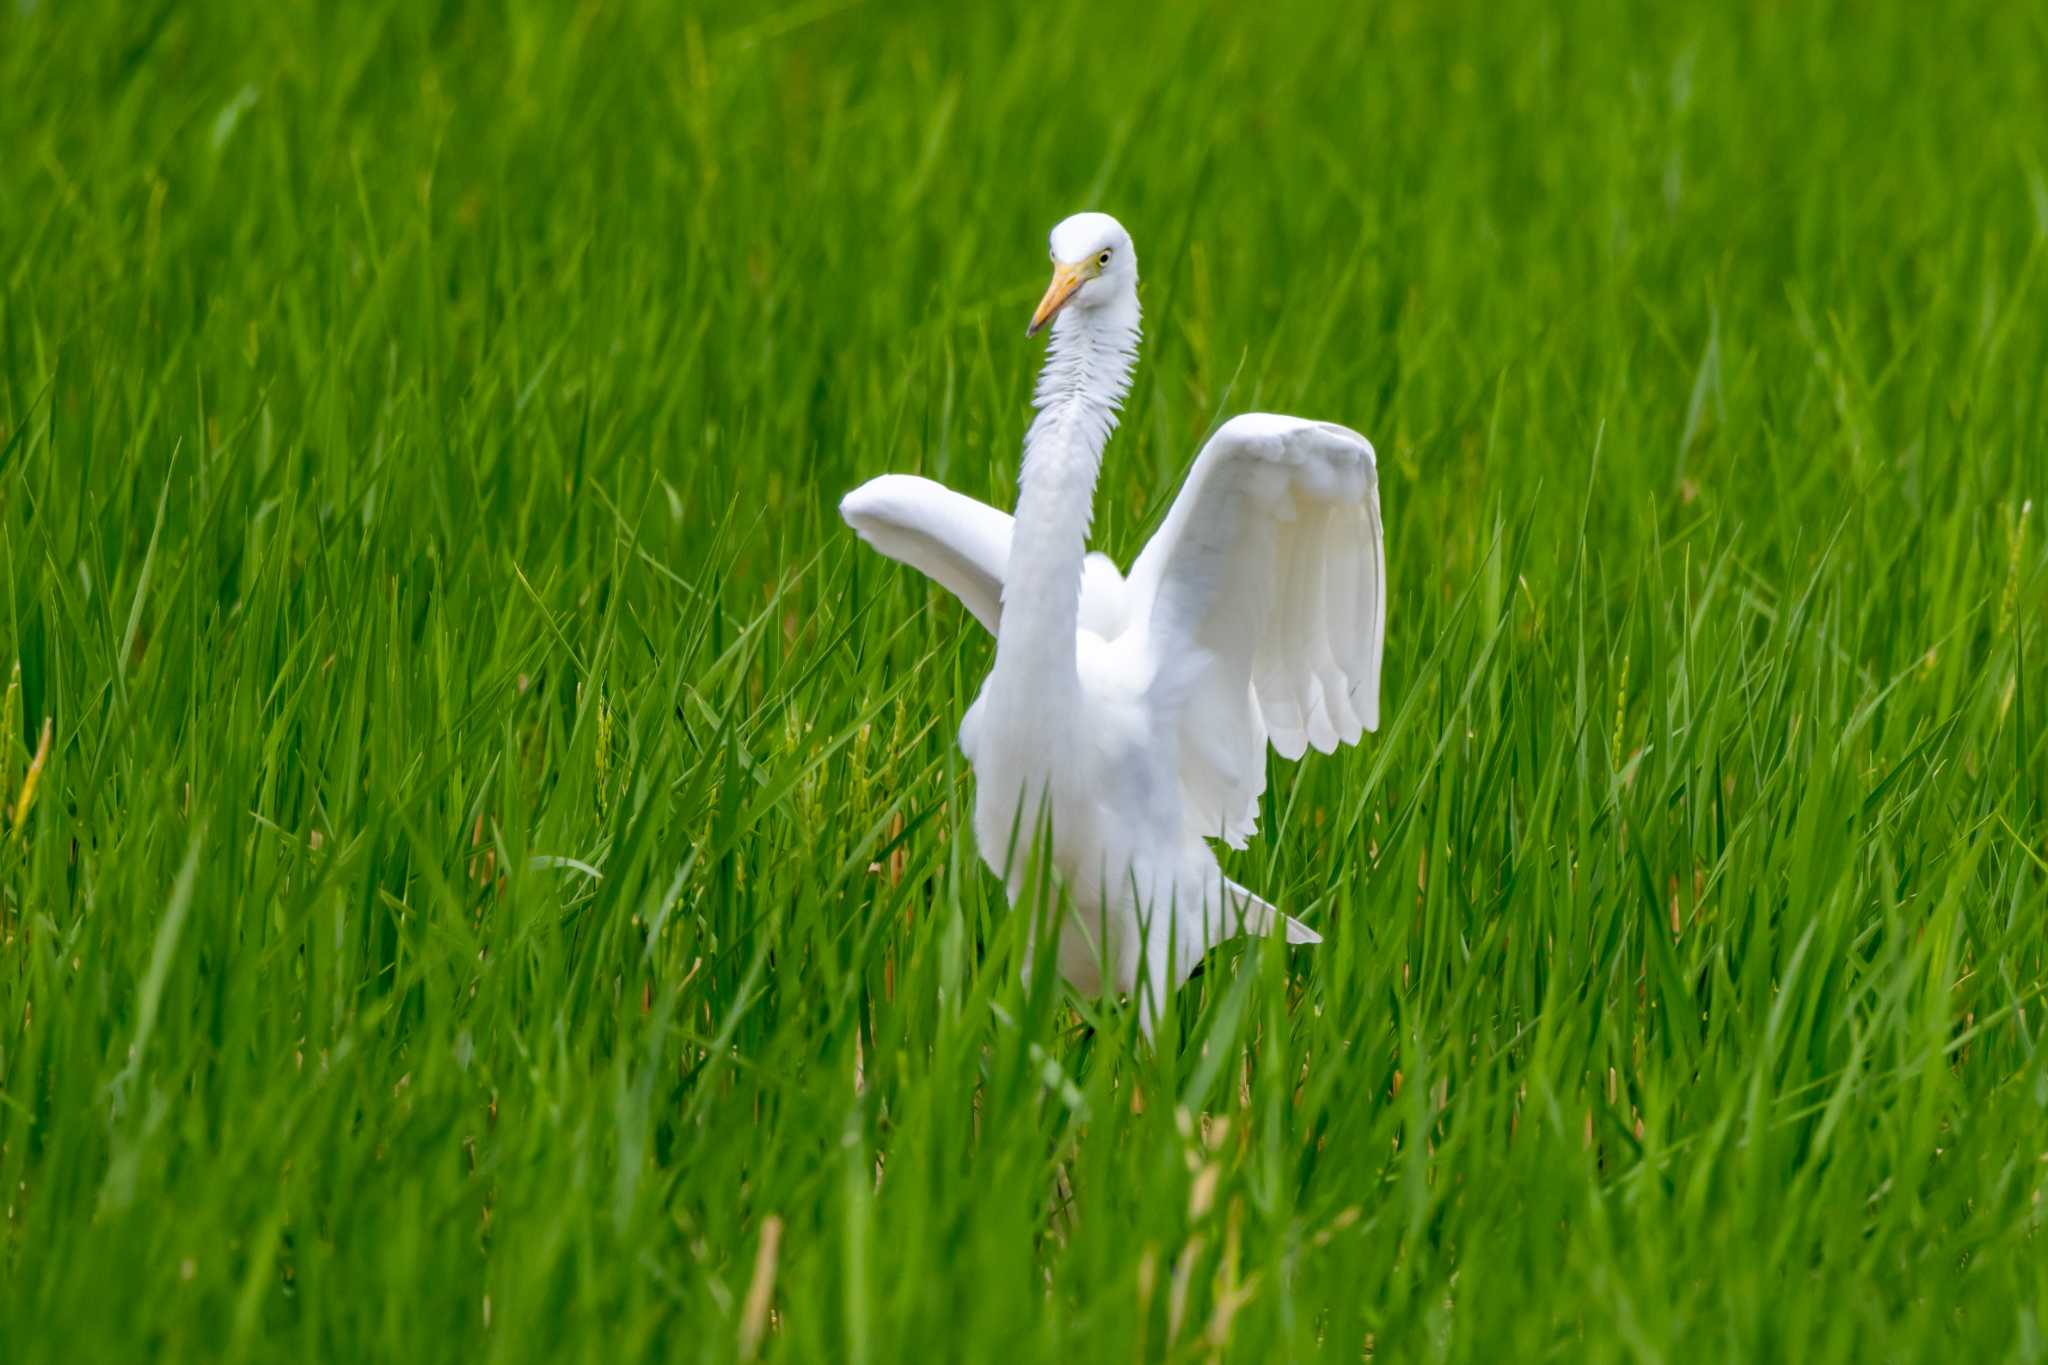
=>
[841,212,1385,1033]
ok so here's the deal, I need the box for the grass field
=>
[3,0,2046,1359]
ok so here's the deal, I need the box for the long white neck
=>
[987,294,1140,711]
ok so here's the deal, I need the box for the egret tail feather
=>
[1223,877,1321,945]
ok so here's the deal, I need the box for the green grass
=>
[3,0,2046,1359]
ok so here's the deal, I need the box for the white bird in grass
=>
[841,212,1385,1035]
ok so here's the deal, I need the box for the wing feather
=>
[840,474,1129,636]
[840,475,1013,632]
[1126,414,1385,844]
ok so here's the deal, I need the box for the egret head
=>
[1027,212,1136,337]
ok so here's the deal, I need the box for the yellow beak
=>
[1027,262,1086,337]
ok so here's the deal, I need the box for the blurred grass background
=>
[2,0,2045,1359]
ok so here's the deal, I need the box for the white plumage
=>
[841,213,1385,1033]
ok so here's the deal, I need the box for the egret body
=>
[842,213,1386,1033]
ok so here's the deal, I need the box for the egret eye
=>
[1098,250,1113,266]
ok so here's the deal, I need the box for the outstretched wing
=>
[1125,414,1385,847]
[840,474,1130,636]
[840,475,1013,632]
